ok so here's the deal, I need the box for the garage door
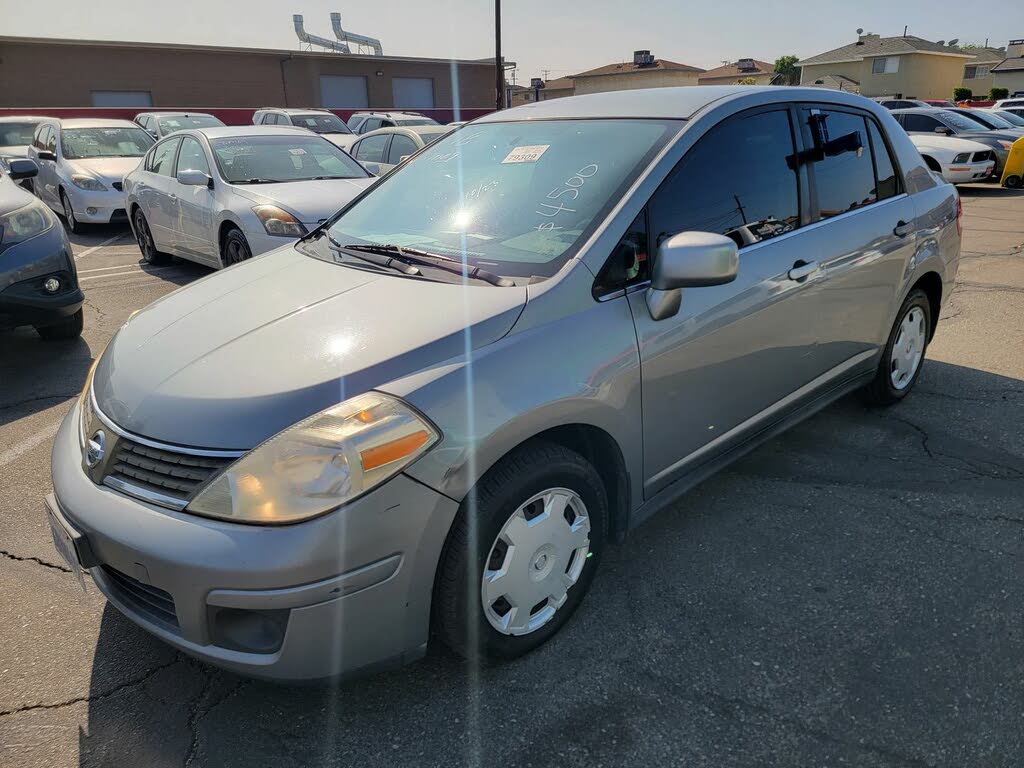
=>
[320,75,369,108]
[392,78,435,109]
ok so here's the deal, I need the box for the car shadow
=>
[73,358,1024,766]
[956,183,1024,198]
[0,333,91,427]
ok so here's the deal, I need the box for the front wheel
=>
[434,442,607,662]
[36,308,83,341]
[863,288,931,405]
[220,228,252,267]
[60,191,83,234]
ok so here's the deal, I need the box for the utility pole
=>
[495,0,504,111]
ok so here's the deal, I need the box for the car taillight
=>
[956,194,963,237]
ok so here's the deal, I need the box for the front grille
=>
[111,181,123,191]
[107,438,233,503]
[973,150,995,163]
[100,565,179,629]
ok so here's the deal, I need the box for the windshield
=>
[158,115,224,134]
[61,127,154,159]
[323,119,678,279]
[939,110,990,132]
[960,111,1014,129]
[995,110,1024,127]
[210,134,369,183]
[0,121,40,148]
[291,113,352,134]
[395,118,438,127]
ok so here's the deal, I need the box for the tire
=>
[1004,175,1022,189]
[434,441,607,662]
[60,191,83,234]
[133,208,169,265]
[220,228,253,267]
[863,288,931,406]
[36,308,84,341]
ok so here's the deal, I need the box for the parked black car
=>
[891,107,1020,179]
[0,159,83,339]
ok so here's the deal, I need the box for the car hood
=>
[68,156,144,184]
[909,135,993,154]
[230,177,373,228]
[957,130,1021,145]
[93,244,527,449]
[0,145,30,159]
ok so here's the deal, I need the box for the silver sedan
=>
[123,125,374,268]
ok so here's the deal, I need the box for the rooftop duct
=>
[293,14,351,53]
[331,12,383,57]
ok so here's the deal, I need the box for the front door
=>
[626,106,825,497]
[173,136,219,265]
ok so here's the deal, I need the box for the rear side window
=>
[649,108,800,249]
[148,138,180,176]
[801,108,878,219]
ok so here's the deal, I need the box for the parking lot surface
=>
[1,187,1023,767]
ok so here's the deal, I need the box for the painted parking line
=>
[79,263,152,274]
[73,234,127,260]
[80,268,156,282]
[0,421,62,468]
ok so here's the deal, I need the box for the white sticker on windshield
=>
[288,148,307,155]
[502,145,549,164]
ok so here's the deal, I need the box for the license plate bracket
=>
[45,498,89,592]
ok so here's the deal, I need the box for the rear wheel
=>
[434,442,607,661]
[36,308,83,341]
[133,209,168,265]
[864,288,931,405]
[221,228,252,267]
[1004,175,1022,189]
[60,191,83,234]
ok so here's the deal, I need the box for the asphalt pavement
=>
[1,187,1022,767]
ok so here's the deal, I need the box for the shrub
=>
[953,87,972,102]
[991,87,1010,101]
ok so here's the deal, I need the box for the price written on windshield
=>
[534,164,600,231]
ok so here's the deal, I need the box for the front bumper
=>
[65,186,129,224]
[50,400,459,681]
[946,161,996,183]
[0,222,82,330]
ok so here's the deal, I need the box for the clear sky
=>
[3,0,1021,83]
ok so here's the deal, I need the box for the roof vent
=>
[737,58,756,71]
[633,50,655,67]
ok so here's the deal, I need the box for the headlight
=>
[186,392,439,523]
[252,205,307,237]
[952,152,971,164]
[71,174,107,191]
[0,200,56,251]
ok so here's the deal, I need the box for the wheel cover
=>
[224,235,249,265]
[481,487,591,636]
[135,212,154,258]
[890,306,926,390]
[63,196,76,227]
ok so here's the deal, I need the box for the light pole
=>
[495,0,503,111]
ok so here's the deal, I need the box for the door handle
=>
[893,220,914,237]
[788,260,820,281]
[168,194,177,201]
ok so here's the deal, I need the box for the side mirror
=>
[6,158,38,180]
[934,126,953,135]
[362,162,381,176]
[646,232,739,321]
[37,150,57,162]
[176,169,213,188]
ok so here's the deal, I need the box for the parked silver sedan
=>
[349,125,453,175]
[49,86,960,682]
[27,118,154,232]
[123,126,374,268]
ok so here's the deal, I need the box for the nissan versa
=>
[47,87,960,681]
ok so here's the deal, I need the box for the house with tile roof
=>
[698,58,780,86]
[959,46,1007,97]
[569,51,704,95]
[992,40,1024,96]
[797,32,974,99]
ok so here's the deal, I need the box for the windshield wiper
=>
[342,243,514,287]
[233,177,282,185]
[324,235,421,276]
[307,175,358,181]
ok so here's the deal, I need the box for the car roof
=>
[190,125,318,139]
[475,85,877,122]
[355,125,452,142]
[51,118,142,128]
[141,111,217,119]
[258,108,333,115]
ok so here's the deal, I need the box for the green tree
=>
[953,87,973,102]
[773,55,800,86]
[991,87,1010,100]
[737,76,758,85]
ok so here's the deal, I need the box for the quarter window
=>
[649,109,800,249]
[801,109,878,219]
[593,210,649,296]
[354,134,389,163]
[149,138,181,176]
[867,120,899,201]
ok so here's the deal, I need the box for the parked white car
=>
[124,125,374,268]
[0,115,50,162]
[991,98,1024,117]
[27,118,154,232]
[251,108,357,151]
[349,125,453,175]
[908,134,996,184]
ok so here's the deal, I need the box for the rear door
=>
[140,137,182,251]
[626,106,824,497]
[793,105,918,368]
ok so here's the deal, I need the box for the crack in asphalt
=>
[0,548,72,574]
[881,413,1023,480]
[0,658,181,717]
[183,667,250,768]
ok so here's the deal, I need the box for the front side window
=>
[149,138,181,176]
[649,109,799,249]
[45,128,57,153]
[177,137,211,176]
[209,134,369,183]
[0,121,41,149]
[290,113,352,134]
[61,126,153,159]
[325,118,678,279]
[387,134,418,164]
[354,135,389,163]
[902,113,943,133]
[801,109,878,219]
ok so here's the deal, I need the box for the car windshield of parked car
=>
[938,110,989,132]
[961,111,1014,130]
[290,113,353,134]
[394,118,438,127]
[323,118,678,279]
[994,110,1024,127]
[157,115,224,134]
[61,127,155,159]
[0,122,40,148]
[210,134,369,183]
